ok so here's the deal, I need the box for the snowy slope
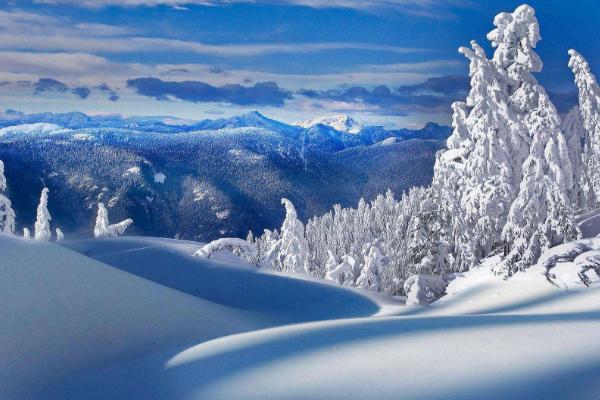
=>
[0,235,262,400]
[63,236,381,324]
[9,211,600,400]
[38,231,600,400]
[47,259,600,400]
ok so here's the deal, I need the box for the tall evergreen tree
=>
[278,198,310,273]
[0,160,15,234]
[568,49,600,205]
[494,5,578,274]
[561,106,595,210]
[34,188,52,241]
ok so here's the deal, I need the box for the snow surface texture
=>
[2,215,600,400]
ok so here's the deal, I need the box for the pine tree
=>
[325,254,357,287]
[278,198,309,273]
[561,106,595,210]
[55,228,64,241]
[0,160,15,234]
[324,250,338,276]
[432,40,521,272]
[488,5,578,274]
[356,241,385,292]
[568,49,600,205]
[34,188,52,241]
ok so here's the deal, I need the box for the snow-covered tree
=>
[324,250,338,276]
[94,202,133,238]
[493,5,578,274]
[325,254,358,287]
[356,241,385,292]
[277,198,309,273]
[34,188,52,241]
[55,227,64,241]
[568,49,600,205]
[23,228,30,239]
[404,274,448,306]
[249,228,280,269]
[405,190,452,276]
[561,106,595,210]
[0,160,15,234]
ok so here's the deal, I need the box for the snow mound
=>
[0,235,259,400]
[294,115,363,134]
[63,236,381,324]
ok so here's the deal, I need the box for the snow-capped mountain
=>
[294,115,364,134]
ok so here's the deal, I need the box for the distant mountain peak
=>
[294,114,363,134]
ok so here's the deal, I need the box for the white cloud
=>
[34,0,459,11]
[0,9,423,57]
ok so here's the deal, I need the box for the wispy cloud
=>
[34,0,466,16]
[0,10,421,57]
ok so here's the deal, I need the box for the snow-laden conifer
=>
[325,254,357,286]
[356,241,385,292]
[0,160,15,234]
[568,49,600,205]
[278,198,309,273]
[561,106,595,210]
[55,227,64,241]
[34,188,52,241]
[493,5,577,274]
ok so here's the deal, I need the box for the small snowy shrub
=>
[404,274,448,305]
[193,237,258,263]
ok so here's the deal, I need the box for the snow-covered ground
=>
[4,227,600,399]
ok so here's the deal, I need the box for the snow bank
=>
[63,236,380,324]
[0,235,258,400]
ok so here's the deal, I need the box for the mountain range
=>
[0,110,450,240]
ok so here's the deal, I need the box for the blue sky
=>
[0,0,599,128]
